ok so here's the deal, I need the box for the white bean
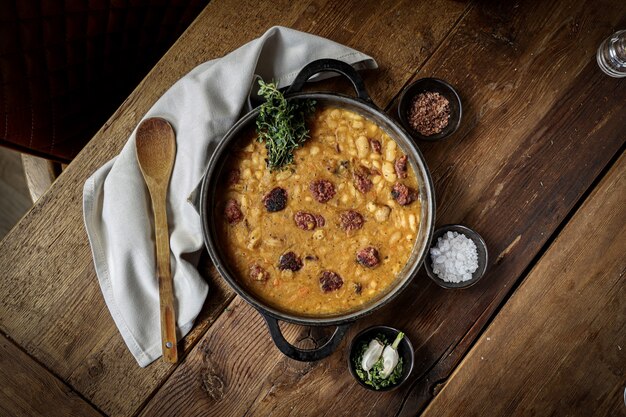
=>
[409,214,417,231]
[266,237,282,247]
[382,162,397,182]
[247,228,261,249]
[275,170,292,181]
[374,206,391,222]
[367,123,378,136]
[355,136,369,158]
[385,141,397,161]
[389,231,401,244]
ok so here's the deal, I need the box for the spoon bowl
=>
[136,118,176,183]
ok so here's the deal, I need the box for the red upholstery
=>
[0,0,208,162]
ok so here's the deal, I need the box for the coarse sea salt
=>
[430,231,478,283]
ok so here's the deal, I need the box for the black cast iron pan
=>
[199,59,435,361]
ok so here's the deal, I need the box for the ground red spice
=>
[407,92,450,136]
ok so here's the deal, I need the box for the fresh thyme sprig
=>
[255,80,316,171]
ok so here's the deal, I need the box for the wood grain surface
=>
[0,148,32,238]
[21,154,59,203]
[421,152,626,417]
[0,333,102,417]
[0,0,624,416]
[138,0,626,416]
[0,0,468,416]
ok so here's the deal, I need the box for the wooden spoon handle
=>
[152,193,178,363]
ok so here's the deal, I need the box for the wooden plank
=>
[21,154,59,203]
[396,0,626,413]
[0,333,103,417]
[137,0,626,416]
[0,0,468,416]
[421,152,626,417]
[0,148,32,239]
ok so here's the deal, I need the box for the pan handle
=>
[285,58,373,104]
[261,313,351,362]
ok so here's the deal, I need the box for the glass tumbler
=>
[597,30,626,77]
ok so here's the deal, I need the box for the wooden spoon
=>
[135,117,178,363]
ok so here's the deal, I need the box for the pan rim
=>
[200,92,435,326]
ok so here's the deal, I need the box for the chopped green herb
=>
[255,80,316,171]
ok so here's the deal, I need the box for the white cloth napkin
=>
[82,26,377,367]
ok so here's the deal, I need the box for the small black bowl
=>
[348,326,414,391]
[397,78,462,141]
[424,224,488,289]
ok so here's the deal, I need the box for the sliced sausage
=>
[226,168,240,185]
[294,211,325,231]
[263,187,288,212]
[319,271,343,292]
[294,211,317,230]
[353,168,373,194]
[394,155,408,179]
[249,264,269,282]
[391,183,418,206]
[356,246,380,268]
[314,214,326,227]
[224,199,243,224]
[340,210,364,231]
[370,139,382,153]
[309,179,336,203]
[278,251,303,272]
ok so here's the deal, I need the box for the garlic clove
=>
[361,339,384,372]
[380,345,399,378]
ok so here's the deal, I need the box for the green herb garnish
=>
[353,333,405,390]
[255,80,316,171]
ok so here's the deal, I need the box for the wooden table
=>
[1,1,625,416]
